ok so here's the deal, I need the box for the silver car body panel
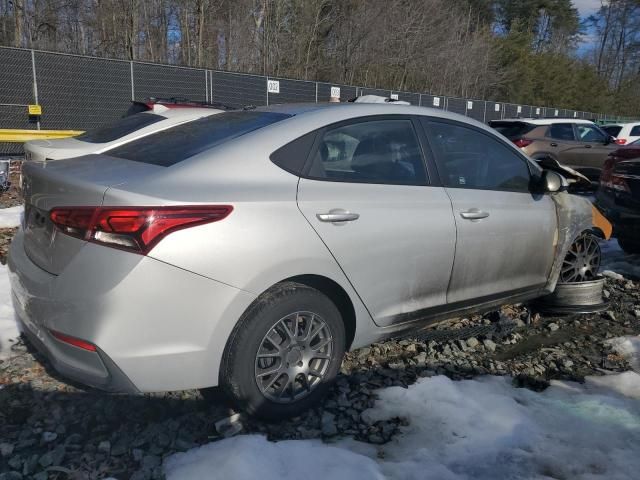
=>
[23,107,222,162]
[9,103,596,393]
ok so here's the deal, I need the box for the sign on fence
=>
[330,86,341,98]
[433,97,441,107]
[267,80,280,94]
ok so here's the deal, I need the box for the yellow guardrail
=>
[0,129,84,142]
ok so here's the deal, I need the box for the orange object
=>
[592,205,613,240]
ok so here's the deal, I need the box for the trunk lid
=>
[21,155,161,274]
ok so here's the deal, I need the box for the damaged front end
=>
[544,188,612,294]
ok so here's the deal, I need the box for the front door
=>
[296,117,456,327]
[423,119,558,304]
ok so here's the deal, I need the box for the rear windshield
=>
[76,113,164,143]
[602,125,622,137]
[489,121,536,139]
[107,111,291,167]
[630,125,640,136]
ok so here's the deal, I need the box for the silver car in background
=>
[23,105,223,162]
[9,103,604,418]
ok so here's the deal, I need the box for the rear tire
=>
[217,282,346,420]
[618,236,640,255]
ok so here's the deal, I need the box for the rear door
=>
[422,119,557,304]
[296,116,456,327]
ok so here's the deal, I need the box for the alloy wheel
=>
[560,234,601,283]
[254,311,333,404]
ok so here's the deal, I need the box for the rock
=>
[214,413,243,438]
[547,323,560,332]
[466,337,479,348]
[483,339,497,352]
[606,311,616,321]
[38,452,53,468]
[0,443,14,457]
[368,434,384,444]
[41,432,57,443]
[32,472,47,480]
[0,473,24,480]
[98,440,111,454]
[563,359,574,369]
[321,412,338,437]
[141,455,161,470]
[132,448,144,462]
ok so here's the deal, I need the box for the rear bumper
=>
[8,229,256,392]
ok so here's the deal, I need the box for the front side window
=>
[307,119,427,185]
[76,113,165,144]
[427,120,531,192]
[576,124,607,143]
[108,111,291,167]
[548,123,576,141]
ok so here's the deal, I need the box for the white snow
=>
[165,373,640,480]
[0,205,22,228]
[0,263,18,358]
[606,336,640,373]
[600,238,640,280]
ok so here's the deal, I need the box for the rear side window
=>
[489,121,536,139]
[108,111,291,167]
[602,125,622,137]
[548,123,575,141]
[630,125,640,136]
[76,113,164,143]
[270,132,317,175]
[306,119,428,185]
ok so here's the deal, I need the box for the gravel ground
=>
[1,171,639,480]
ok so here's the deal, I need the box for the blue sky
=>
[573,0,602,51]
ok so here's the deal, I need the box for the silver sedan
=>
[9,103,606,418]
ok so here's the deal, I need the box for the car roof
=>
[254,102,493,131]
[496,118,597,125]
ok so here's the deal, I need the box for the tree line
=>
[1,0,639,116]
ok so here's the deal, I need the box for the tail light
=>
[615,138,627,145]
[513,138,533,148]
[600,156,630,193]
[50,205,233,254]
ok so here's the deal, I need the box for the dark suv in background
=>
[596,139,640,254]
[490,118,617,182]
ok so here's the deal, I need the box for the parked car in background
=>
[490,118,617,182]
[10,104,607,419]
[596,139,640,254]
[601,122,640,146]
[23,105,225,162]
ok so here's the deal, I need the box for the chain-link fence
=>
[0,45,635,155]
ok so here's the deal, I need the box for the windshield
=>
[76,113,164,144]
[107,111,291,167]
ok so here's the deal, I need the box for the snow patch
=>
[607,336,640,373]
[0,263,18,359]
[165,374,640,480]
[0,205,22,228]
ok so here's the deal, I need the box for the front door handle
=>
[317,210,360,223]
[584,144,592,148]
[550,142,558,147]
[460,209,490,220]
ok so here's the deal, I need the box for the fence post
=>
[315,82,318,103]
[266,77,269,106]
[483,101,487,123]
[30,49,40,130]
[418,94,422,106]
[130,61,135,101]
[205,69,208,102]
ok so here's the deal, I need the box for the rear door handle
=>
[584,144,592,148]
[460,209,490,220]
[550,142,558,147]
[317,210,360,223]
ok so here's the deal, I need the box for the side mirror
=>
[540,170,566,193]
